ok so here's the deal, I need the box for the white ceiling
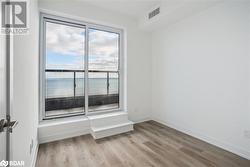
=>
[82,0,220,20]
[84,0,162,19]
[39,0,223,31]
[39,0,222,20]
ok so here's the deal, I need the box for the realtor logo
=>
[2,1,27,28]
[1,0,29,35]
[0,160,8,167]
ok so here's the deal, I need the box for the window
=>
[40,13,124,120]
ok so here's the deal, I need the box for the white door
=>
[0,1,17,165]
[0,11,15,166]
[0,29,7,161]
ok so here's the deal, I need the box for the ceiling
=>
[39,0,222,20]
[84,0,162,19]
[39,0,223,31]
[82,0,220,20]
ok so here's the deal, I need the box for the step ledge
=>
[92,121,134,132]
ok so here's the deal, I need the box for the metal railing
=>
[45,69,119,111]
[45,69,119,97]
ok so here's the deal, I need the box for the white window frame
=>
[39,12,125,121]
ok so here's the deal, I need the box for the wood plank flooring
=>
[36,121,250,167]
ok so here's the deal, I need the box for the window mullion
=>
[84,26,89,115]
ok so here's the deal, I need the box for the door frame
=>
[4,0,14,162]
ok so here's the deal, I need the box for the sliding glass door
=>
[88,28,119,112]
[44,20,86,118]
[40,14,122,119]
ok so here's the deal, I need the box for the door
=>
[0,5,15,164]
[0,1,18,165]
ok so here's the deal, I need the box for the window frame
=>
[39,13,125,121]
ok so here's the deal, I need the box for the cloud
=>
[46,22,119,71]
[46,22,85,56]
[89,29,119,71]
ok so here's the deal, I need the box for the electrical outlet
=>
[244,130,250,139]
[30,139,34,154]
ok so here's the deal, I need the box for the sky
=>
[45,21,119,74]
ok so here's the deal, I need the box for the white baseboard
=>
[132,117,151,124]
[31,140,39,167]
[152,117,250,160]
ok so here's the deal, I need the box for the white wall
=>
[152,1,250,159]
[38,0,152,122]
[12,0,39,166]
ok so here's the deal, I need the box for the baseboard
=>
[31,140,39,167]
[132,117,151,124]
[152,117,250,160]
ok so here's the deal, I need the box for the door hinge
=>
[0,116,18,133]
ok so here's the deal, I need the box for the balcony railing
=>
[45,69,119,112]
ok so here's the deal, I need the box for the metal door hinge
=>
[0,116,18,133]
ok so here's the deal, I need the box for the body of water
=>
[46,78,118,98]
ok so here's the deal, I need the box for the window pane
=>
[109,72,119,94]
[88,29,119,71]
[75,72,84,97]
[45,21,85,117]
[88,29,119,112]
[46,72,74,98]
[89,72,107,95]
[46,22,85,70]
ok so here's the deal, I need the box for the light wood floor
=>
[36,121,250,167]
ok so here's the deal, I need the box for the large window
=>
[40,13,123,120]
